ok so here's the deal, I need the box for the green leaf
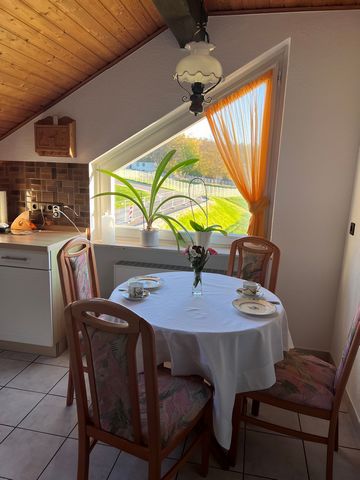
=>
[149,150,176,214]
[189,220,206,231]
[96,169,146,211]
[93,192,148,222]
[152,194,206,218]
[155,158,199,194]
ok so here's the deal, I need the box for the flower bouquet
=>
[185,245,217,296]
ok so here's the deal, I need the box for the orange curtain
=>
[205,70,273,237]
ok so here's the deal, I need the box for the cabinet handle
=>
[1,255,28,261]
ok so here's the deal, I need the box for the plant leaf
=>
[97,169,146,211]
[189,220,205,231]
[156,158,199,195]
[149,150,176,214]
[93,192,148,222]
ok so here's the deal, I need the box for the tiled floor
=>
[0,349,359,480]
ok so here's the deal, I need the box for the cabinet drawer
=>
[0,248,50,270]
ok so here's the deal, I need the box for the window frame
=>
[90,39,290,247]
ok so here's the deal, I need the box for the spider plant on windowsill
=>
[188,177,227,249]
[93,150,205,248]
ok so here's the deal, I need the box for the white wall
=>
[1,11,360,351]
[331,152,360,422]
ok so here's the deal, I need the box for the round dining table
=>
[109,271,293,450]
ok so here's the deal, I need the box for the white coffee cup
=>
[128,281,144,299]
[242,281,261,296]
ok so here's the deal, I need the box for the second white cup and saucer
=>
[121,281,150,301]
[236,280,263,299]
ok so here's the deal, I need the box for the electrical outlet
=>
[52,205,61,218]
[31,202,39,211]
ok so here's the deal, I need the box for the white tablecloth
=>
[109,271,293,449]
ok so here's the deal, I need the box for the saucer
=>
[236,288,263,299]
[121,290,150,301]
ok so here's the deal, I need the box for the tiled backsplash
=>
[0,161,89,227]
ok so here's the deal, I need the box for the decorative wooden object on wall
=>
[34,116,76,158]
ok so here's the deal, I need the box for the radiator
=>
[114,260,226,287]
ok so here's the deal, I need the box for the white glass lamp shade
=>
[175,41,222,85]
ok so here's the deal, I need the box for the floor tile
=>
[178,463,241,479]
[48,372,69,397]
[0,428,64,480]
[0,388,44,426]
[0,425,13,443]
[0,358,30,386]
[7,363,68,393]
[38,438,119,480]
[300,412,360,449]
[305,442,360,479]
[35,350,70,368]
[108,452,175,479]
[19,394,77,436]
[0,350,38,362]
[244,429,308,479]
[245,402,300,435]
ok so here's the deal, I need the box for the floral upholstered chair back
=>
[58,236,100,306]
[333,309,360,400]
[227,236,280,293]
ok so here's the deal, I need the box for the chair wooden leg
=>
[77,433,90,480]
[66,369,75,406]
[326,423,337,480]
[228,395,243,467]
[199,406,212,477]
[251,399,260,417]
[335,417,339,452]
[148,458,161,480]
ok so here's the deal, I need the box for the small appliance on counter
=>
[10,211,37,235]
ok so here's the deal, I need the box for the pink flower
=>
[208,248,217,256]
[184,246,190,255]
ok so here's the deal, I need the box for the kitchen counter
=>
[0,230,81,251]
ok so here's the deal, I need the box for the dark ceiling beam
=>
[152,0,205,48]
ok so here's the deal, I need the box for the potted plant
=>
[189,220,227,250]
[188,177,227,249]
[94,150,204,248]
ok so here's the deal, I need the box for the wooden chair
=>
[227,236,280,293]
[228,309,360,480]
[57,236,100,405]
[65,298,213,480]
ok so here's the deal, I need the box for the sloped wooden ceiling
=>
[0,0,359,141]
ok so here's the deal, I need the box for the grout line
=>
[105,450,122,480]
[15,426,68,440]
[35,435,67,480]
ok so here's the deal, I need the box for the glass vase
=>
[192,269,203,296]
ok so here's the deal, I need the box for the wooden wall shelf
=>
[34,116,76,158]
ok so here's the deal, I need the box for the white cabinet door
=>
[0,266,53,346]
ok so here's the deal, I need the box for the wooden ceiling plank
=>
[49,0,128,56]
[0,94,38,113]
[0,70,66,100]
[76,0,139,48]
[139,0,166,28]
[0,58,66,94]
[0,27,87,83]
[123,0,159,33]
[1,0,107,68]
[0,43,77,91]
[100,0,153,40]
[24,0,118,62]
[0,8,98,75]
[0,107,32,123]
[0,119,21,129]
[0,84,54,106]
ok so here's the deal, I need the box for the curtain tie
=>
[249,197,269,215]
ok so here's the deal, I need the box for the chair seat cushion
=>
[262,350,336,410]
[97,365,211,447]
[139,368,211,447]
